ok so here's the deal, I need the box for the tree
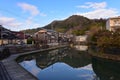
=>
[90,29,120,54]
[72,30,85,36]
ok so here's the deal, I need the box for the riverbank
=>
[89,48,120,61]
[1,45,68,80]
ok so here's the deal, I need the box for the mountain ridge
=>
[22,15,106,35]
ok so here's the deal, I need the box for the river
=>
[17,45,120,80]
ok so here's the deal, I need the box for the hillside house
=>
[74,35,88,44]
[34,29,58,46]
[106,16,120,31]
[0,25,28,45]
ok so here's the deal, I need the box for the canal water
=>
[17,45,120,80]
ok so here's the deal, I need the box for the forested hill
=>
[22,15,106,35]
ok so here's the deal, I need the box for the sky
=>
[0,0,120,31]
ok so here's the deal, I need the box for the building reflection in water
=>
[17,46,98,80]
[35,47,91,69]
[74,45,88,51]
[17,46,120,80]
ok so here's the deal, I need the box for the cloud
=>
[17,2,46,30]
[25,16,41,28]
[0,16,22,27]
[17,2,46,17]
[0,15,41,31]
[40,13,47,17]
[76,2,106,9]
[75,2,119,19]
[32,23,41,27]
[76,8,119,19]
[25,17,33,25]
[77,64,93,70]
[17,2,39,16]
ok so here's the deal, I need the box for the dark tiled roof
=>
[0,25,28,39]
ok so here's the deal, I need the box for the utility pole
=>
[51,22,54,30]
[0,25,3,45]
[24,30,25,44]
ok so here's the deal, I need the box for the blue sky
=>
[0,0,120,31]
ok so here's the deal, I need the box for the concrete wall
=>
[75,35,87,42]
[0,39,27,45]
[106,17,120,31]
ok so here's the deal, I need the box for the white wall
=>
[75,35,87,42]
[106,19,110,31]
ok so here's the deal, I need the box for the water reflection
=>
[37,63,95,80]
[74,45,88,51]
[36,47,91,69]
[92,58,120,80]
[18,47,97,80]
[20,59,41,76]
[17,46,120,80]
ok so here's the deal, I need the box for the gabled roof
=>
[0,25,27,39]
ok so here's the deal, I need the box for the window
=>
[114,19,120,26]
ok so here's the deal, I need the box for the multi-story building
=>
[106,16,120,31]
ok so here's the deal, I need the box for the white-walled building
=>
[75,35,88,44]
[106,16,120,31]
[75,35,87,42]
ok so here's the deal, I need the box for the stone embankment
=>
[89,48,120,61]
[1,45,68,80]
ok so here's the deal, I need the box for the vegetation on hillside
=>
[91,29,120,54]
[21,15,106,35]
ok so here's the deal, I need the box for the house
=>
[0,25,27,45]
[58,33,74,43]
[74,35,88,44]
[34,29,58,46]
[106,16,120,31]
[12,31,28,44]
